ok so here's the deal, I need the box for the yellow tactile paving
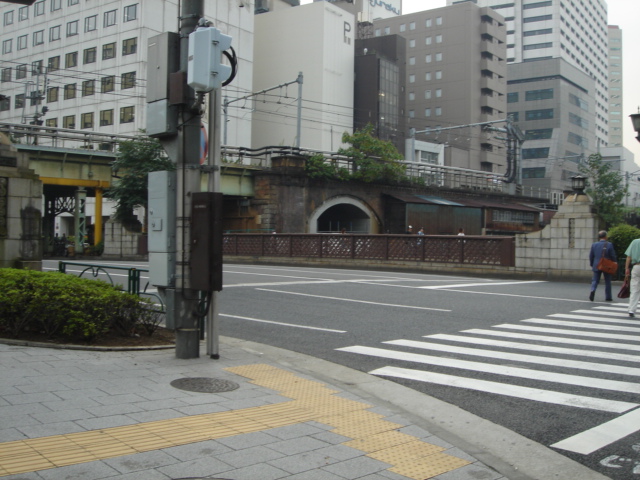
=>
[0,363,470,479]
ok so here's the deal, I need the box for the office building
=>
[372,1,508,173]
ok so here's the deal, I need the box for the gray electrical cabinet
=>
[148,170,176,287]
[146,32,179,137]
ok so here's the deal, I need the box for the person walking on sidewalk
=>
[625,238,640,317]
[589,230,617,302]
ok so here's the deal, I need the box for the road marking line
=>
[551,408,640,454]
[256,289,451,312]
[220,314,346,333]
[224,280,345,288]
[420,281,545,290]
[336,345,640,394]
[424,333,640,363]
[572,309,631,317]
[495,324,640,341]
[368,366,636,413]
[524,318,640,333]
[384,339,640,376]
[551,313,640,325]
[462,328,640,349]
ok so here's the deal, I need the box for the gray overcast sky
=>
[301,0,640,167]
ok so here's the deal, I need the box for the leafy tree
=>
[579,152,627,228]
[106,135,175,228]
[608,224,640,260]
[338,124,406,183]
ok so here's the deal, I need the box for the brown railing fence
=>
[223,234,515,267]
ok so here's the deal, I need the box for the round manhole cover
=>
[170,377,240,393]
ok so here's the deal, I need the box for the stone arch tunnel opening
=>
[316,203,371,233]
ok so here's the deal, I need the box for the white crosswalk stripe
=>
[335,306,640,454]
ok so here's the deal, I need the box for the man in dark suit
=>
[589,230,617,301]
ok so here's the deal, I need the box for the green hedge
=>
[0,268,163,342]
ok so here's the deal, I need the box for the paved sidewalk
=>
[0,337,610,480]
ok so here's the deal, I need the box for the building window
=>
[65,51,78,68]
[425,90,431,99]
[122,37,137,55]
[63,115,75,129]
[426,54,432,63]
[409,21,415,30]
[31,60,43,76]
[102,42,116,60]
[374,28,380,36]
[425,18,432,27]
[100,109,114,126]
[51,0,61,11]
[409,39,415,48]
[525,88,553,100]
[46,118,58,128]
[104,9,117,27]
[1,68,11,83]
[68,0,79,4]
[47,86,59,102]
[568,132,587,147]
[435,70,442,79]
[408,92,415,101]
[82,80,95,96]
[523,42,552,50]
[435,88,442,98]
[507,92,519,103]
[34,1,45,16]
[525,108,553,120]
[33,30,44,46]
[15,94,25,109]
[124,4,137,22]
[399,24,405,32]
[17,35,27,50]
[48,56,60,71]
[18,6,28,21]
[425,72,431,81]
[0,96,10,112]
[409,57,416,65]
[425,108,431,117]
[524,128,552,140]
[49,25,61,42]
[121,71,136,89]
[16,64,27,79]
[85,15,97,32]
[83,47,96,64]
[81,112,94,129]
[436,34,442,43]
[523,1,552,8]
[524,28,552,36]
[63,83,76,99]
[435,107,442,116]
[436,16,442,25]
[101,76,115,93]
[523,15,552,23]
[67,20,78,36]
[408,110,414,118]
[569,93,588,111]
[425,36,432,45]
[435,52,442,61]
[522,147,550,159]
[4,10,13,26]
[523,167,546,179]
[120,106,135,123]
[409,74,415,83]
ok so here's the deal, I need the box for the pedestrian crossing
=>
[335,303,640,455]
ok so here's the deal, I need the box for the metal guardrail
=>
[58,261,165,311]
[223,233,516,267]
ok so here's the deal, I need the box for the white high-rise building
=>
[607,25,623,147]
[448,0,609,150]
[0,1,254,148]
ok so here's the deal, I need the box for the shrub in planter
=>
[0,268,157,343]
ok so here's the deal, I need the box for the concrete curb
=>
[220,336,612,480]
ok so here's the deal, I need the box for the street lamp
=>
[570,174,587,194]
[631,109,640,143]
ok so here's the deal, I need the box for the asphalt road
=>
[45,259,640,479]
